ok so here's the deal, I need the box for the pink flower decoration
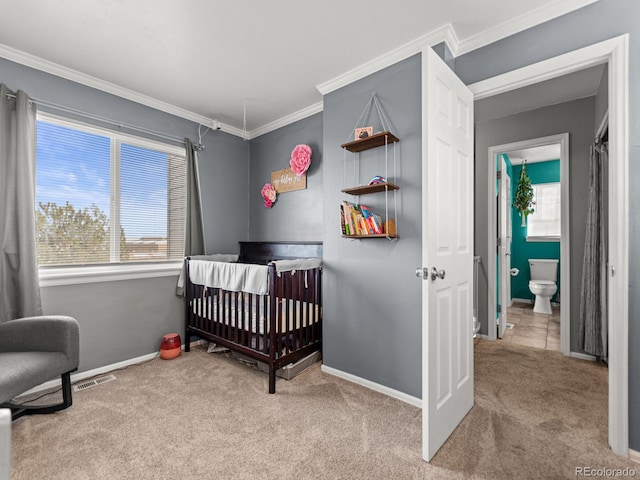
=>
[290,144,312,176]
[261,183,276,208]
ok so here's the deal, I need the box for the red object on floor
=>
[160,333,181,360]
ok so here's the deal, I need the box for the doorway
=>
[488,134,570,355]
[421,34,629,460]
[468,35,629,456]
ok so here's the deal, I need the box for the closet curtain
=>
[0,84,42,322]
[176,138,205,295]
[579,142,607,359]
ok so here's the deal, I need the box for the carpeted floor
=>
[10,340,638,479]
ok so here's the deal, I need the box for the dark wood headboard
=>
[239,241,322,264]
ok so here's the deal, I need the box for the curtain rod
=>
[4,91,186,145]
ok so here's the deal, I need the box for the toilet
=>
[528,259,558,315]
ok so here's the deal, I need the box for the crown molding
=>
[315,0,596,95]
[0,43,222,131]
[0,0,598,139]
[316,23,456,96]
[249,101,323,139]
[218,123,248,139]
[455,0,598,56]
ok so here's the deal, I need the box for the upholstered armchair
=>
[0,316,79,420]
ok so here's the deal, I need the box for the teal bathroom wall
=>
[511,159,561,302]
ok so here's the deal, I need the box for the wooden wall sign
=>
[271,167,306,193]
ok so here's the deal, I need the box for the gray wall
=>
[41,277,183,372]
[198,131,250,254]
[322,54,422,398]
[453,0,640,450]
[249,112,323,241]
[0,57,249,372]
[474,97,595,354]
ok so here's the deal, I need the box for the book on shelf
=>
[340,201,386,236]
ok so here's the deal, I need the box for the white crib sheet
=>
[191,293,320,335]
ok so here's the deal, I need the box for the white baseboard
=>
[16,339,205,398]
[630,449,640,464]
[569,351,598,362]
[321,365,421,409]
[17,351,159,398]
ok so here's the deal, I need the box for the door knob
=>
[415,267,427,279]
[430,267,446,280]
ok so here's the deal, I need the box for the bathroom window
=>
[527,182,561,241]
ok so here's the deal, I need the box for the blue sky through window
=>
[121,143,168,238]
[36,120,169,240]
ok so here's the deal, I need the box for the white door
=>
[421,47,474,461]
[498,156,510,338]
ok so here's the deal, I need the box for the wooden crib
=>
[184,241,322,393]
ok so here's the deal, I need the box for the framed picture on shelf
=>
[355,126,373,140]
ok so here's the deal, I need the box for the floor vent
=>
[506,323,515,329]
[73,374,117,392]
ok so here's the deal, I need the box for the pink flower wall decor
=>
[261,183,277,208]
[290,144,312,176]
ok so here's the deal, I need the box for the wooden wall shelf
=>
[341,131,400,153]
[342,234,399,239]
[341,182,399,196]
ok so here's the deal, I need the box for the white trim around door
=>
[486,133,570,357]
[469,34,629,457]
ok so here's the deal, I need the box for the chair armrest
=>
[0,316,79,369]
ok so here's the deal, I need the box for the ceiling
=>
[475,63,606,124]
[503,145,562,165]
[478,62,606,164]
[0,0,597,135]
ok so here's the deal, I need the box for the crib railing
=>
[184,257,323,393]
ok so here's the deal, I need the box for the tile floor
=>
[501,303,561,351]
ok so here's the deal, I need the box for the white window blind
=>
[527,182,561,239]
[35,115,186,266]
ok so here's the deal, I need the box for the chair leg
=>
[2,372,74,421]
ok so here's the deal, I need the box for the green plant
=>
[514,161,535,225]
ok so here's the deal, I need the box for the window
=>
[527,182,561,241]
[35,114,186,267]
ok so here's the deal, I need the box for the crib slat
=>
[268,265,278,393]
[246,293,252,348]
[310,268,317,343]
[262,294,268,353]
[276,271,283,358]
[297,268,304,350]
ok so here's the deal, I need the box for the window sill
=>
[39,262,182,287]
[526,236,561,243]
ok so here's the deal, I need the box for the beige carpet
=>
[10,340,638,479]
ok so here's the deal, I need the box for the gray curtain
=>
[579,142,607,359]
[184,138,205,256]
[176,138,205,295]
[0,84,42,322]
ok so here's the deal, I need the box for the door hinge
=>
[496,171,502,179]
[497,304,502,314]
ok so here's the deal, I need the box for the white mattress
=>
[191,293,320,335]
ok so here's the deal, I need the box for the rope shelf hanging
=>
[340,93,399,240]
